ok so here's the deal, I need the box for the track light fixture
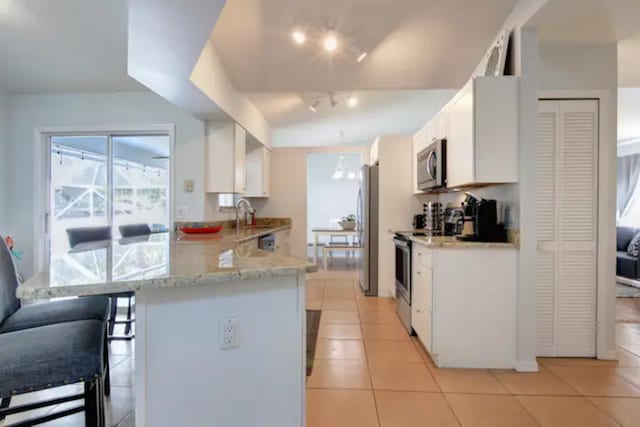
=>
[291,29,306,46]
[290,23,367,62]
[309,99,321,112]
[307,92,359,112]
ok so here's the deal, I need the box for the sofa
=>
[617,226,640,281]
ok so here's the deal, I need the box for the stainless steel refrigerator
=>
[356,164,379,296]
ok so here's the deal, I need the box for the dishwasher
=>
[258,233,276,252]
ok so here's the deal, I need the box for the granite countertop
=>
[389,230,518,249]
[410,235,517,249]
[18,225,316,300]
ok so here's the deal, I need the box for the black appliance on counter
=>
[443,208,464,236]
[457,193,507,242]
[412,214,427,230]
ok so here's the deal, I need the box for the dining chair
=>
[119,223,151,238]
[66,226,112,249]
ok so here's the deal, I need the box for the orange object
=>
[179,225,223,234]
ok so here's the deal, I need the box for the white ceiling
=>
[531,0,640,43]
[252,90,456,147]
[0,0,142,93]
[211,0,518,92]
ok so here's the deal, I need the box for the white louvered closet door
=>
[536,100,599,358]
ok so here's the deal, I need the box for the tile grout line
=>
[358,304,382,427]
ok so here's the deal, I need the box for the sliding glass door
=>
[46,133,171,279]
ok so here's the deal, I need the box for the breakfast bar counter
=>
[19,228,315,427]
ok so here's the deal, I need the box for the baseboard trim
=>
[515,360,539,372]
[617,276,640,288]
[597,349,618,361]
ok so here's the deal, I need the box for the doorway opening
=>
[306,152,363,271]
[616,99,640,328]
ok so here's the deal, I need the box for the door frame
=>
[33,124,176,274]
[539,90,617,360]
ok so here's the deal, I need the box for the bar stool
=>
[66,226,135,341]
[0,235,111,391]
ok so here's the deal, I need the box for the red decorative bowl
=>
[179,225,223,234]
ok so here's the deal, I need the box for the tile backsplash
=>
[414,183,519,229]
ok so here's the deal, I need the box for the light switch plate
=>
[183,179,195,193]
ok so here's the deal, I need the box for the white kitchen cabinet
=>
[245,145,271,198]
[370,138,380,165]
[205,122,246,193]
[274,229,291,256]
[446,77,518,188]
[410,241,518,369]
[412,126,430,194]
[433,108,449,140]
[411,250,432,352]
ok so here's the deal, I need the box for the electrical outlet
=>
[177,206,188,219]
[220,318,237,350]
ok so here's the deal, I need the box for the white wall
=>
[0,90,8,233]
[7,91,207,276]
[618,88,640,146]
[306,153,362,243]
[540,44,618,91]
[252,146,369,261]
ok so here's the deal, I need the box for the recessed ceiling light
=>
[322,31,338,53]
[291,29,306,46]
[347,95,358,108]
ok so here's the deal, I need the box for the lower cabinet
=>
[410,243,518,369]
[274,229,291,256]
[411,250,432,352]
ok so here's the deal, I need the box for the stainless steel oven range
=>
[393,233,413,334]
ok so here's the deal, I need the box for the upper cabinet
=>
[245,144,271,198]
[206,122,247,193]
[413,76,519,193]
[446,77,518,188]
[370,138,380,165]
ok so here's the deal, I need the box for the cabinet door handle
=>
[418,252,423,256]
[416,309,421,313]
[417,271,421,275]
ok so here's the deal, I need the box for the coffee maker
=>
[456,193,507,242]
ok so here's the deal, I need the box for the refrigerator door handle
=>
[356,189,362,244]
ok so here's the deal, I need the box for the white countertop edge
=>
[17,263,317,300]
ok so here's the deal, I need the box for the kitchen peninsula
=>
[19,221,314,427]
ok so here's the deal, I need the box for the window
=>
[48,134,171,258]
[619,182,640,227]
[218,193,239,210]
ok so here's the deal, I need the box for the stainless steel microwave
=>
[417,139,447,191]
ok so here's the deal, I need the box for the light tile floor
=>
[3,262,640,426]
[305,266,640,427]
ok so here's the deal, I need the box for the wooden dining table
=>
[311,227,359,266]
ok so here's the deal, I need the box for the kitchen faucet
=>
[235,198,255,231]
